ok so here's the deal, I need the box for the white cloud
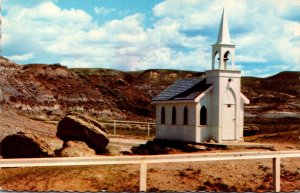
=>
[152,0,300,75]
[94,6,116,15]
[2,1,210,71]
[3,2,95,64]
[242,64,292,78]
[152,0,248,30]
[9,53,34,62]
[1,0,299,77]
[236,55,267,63]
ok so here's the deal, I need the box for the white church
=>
[152,9,250,143]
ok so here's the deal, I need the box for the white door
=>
[222,104,236,140]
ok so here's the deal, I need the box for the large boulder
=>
[57,113,109,153]
[0,131,63,158]
[58,141,96,157]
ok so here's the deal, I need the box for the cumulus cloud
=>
[94,6,116,15]
[9,53,34,62]
[152,0,300,76]
[2,1,209,71]
[236,55,267,63]
[3,2,96,64]
[1,0,299,77]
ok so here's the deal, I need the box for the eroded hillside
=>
[0,57,299,132]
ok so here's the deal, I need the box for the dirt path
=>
[108,135,148,154]
[110,136,148,145]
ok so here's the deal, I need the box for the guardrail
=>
[1,150,300,192]
[100,120,155,136]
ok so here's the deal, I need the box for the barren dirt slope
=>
[0,56,299,133]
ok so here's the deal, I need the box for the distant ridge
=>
[0,57,298,124]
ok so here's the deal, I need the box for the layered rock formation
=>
[0,131,63,158]
[0,113,110,158]
[57,113,109,153]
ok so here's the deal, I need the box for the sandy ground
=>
[0,113,299,192]
[0,112,56,141]
[0,157,299,192]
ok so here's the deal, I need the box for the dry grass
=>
[1,158,299,192]
[0,165,140,192]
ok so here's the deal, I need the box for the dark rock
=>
[132,139,201,155]
[131,141,168,155]
[58,141,96,157]
[57,113,109,153]
[0,131,62,158]
[244,125,259,136]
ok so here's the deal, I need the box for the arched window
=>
[183,106,188,125]
[214,51,220,69]
[161,106,165,124]
[224,51,231,70]
[172,106,176,125]
[200,106,207,125]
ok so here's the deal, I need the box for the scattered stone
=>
[57,113,109,153]
[58,141,96,157]
[194,145,208,150]
[106,144,122,155]
[209,139,216,144]
[0,131,62,158]
[285,146,294,149]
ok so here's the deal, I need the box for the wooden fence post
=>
[140,162,147,192]
[273,157,281,192]
[113,121,116,135]
[147,123,150,136]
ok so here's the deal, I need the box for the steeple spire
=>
[211,8,236,70]
[216,8,232,45]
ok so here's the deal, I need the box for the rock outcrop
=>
[131,139,200,155]
[57,113,109,153]
[0,131,63,158]
[58,141,96,157]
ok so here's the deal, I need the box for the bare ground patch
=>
[0,158,299,192]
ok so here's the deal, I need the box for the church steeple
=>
[216,8,233,45]
[212,8,236,70]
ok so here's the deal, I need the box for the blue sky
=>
[1,0,300,77]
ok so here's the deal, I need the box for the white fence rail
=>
[100,120,155,136]
[99,120,261,137]
[1,151,300,192]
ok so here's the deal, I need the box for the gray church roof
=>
[152,77,211,101]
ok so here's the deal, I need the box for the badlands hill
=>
[0,56,299,131]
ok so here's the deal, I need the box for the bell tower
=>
[206,8,246,143]
[212,8,236,70]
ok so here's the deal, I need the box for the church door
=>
[222,104,236,140]
[222,89,236,140]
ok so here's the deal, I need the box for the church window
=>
[183,106,188,125]
[214,51,220,69]
[200,106,207,125]
[224,51,230,61]
[172,106,176,124]
[224,51,231,69]
[161,106,165,124]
